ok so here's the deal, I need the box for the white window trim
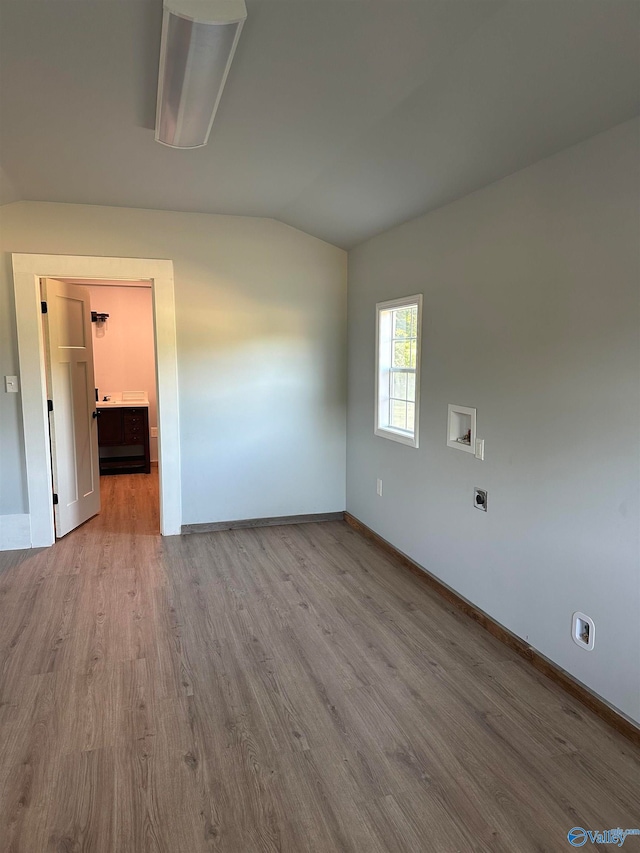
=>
[374,294,422,448]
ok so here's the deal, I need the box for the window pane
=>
[391,400,407,430]
[410,306,417,338]
[393,340,410,367]
[391,371,407,400]
[393,308,409,339]
[407,402,415,432]
[407,372,416,402]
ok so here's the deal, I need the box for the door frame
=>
[12,253,182,546]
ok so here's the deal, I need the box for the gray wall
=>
[0,204,347,524]
[0,250,27,514]
[346,118,640,724]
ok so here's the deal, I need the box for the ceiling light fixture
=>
[155,0,247,149]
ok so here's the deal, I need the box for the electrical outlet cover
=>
[474,488,487,511]
[572,611,595,650]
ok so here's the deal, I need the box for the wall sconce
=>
[91,311,109,338]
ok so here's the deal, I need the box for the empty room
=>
[0,1,639,851]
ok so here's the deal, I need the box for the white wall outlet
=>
[150,427,158,437]
[475,438,485,460]
[376,478,383,497]
[4,375,19,393]
[572,612,595,650]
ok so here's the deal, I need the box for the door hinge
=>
[52,493,59,505]
[47,399,53,412]
[41,301,48,314]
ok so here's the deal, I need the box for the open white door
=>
[42,278,100,537]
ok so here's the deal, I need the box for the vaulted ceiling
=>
[1,0,638,248]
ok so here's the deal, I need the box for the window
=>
[375,294,422,447]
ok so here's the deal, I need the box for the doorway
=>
[13,254,181,547]
[42,276,160,537]
[84,279,158,475]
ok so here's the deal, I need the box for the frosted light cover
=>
[156,7,244,149]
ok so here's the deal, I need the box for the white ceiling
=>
[1,0,638,248]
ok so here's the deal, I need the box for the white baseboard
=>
[0,514,31,550]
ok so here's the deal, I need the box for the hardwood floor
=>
[1,472,638,852]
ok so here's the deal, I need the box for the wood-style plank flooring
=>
[1,472,638,852]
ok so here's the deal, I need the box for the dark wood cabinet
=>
[97,406,150,475]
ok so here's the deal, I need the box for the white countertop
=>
[97,400,149,408]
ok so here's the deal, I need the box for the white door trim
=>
[12,253,182,545]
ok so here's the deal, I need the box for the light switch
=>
[5,375,19,393]
[475,438,485,461]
